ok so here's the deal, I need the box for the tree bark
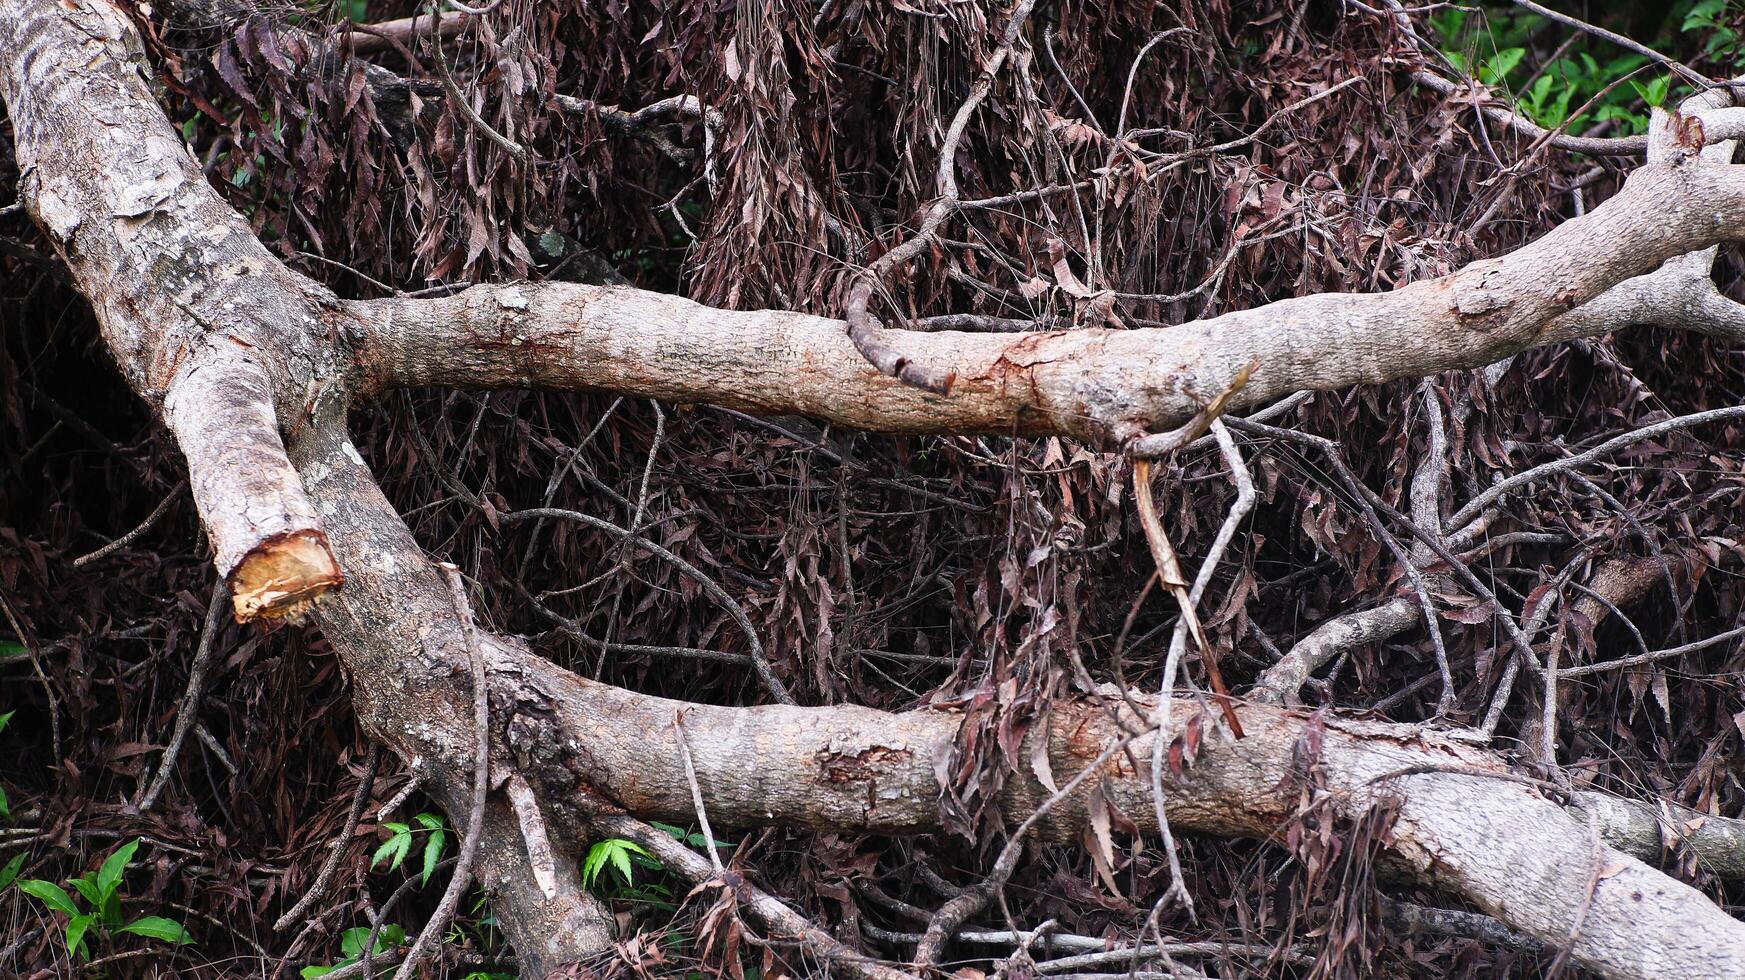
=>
[7,2,1745,979]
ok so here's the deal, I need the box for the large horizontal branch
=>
[150,0,1745,451]
[466,626,1745,979]
[356,146,1745,446]
[291,403,1745,980]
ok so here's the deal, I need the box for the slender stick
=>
[136,581,228,811]
[274,746,383,930]
[73,480,185,567]
[395,567,492,979]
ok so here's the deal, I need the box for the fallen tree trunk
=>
[6,2,1745,979]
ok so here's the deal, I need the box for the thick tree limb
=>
[0,0,343,620]
[358,145,1745,448]
[10,4,1745,980]
[344,10,469,55]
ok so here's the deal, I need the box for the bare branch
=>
[72,480,186,567]
[394,566,493,980]
[134,581,229,811]
[361,149,1745,452]
[593,812,911,980]
[274,746,383,931]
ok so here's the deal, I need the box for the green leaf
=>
[119,916,194,945]
[339,924,404,960]
[1480,47,1525,87]
[0,852,26,891]
[650,822,728,849]
[0,642,23,663]
[1428,8,1466,41]
[371,827,412,873]
[609,842,634,887]
[1601,53,1646,79]
[97,838,140,903]
[413,812,442,832]
[18,879,80,917]
[581,844,607,890]
[65,913,96,961]
[1631,76,1671,109]
[0,708,13,731]
[1684,0,1729,31]
[582,838,653,892]
[69,874,104,908]
[0,786,10,823]
[339,928,369,959]
[420,829,445,887]
[301,956,362,980]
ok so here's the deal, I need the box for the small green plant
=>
[1684,0,1741,56]
[650,821,730,851]
[580,837,653,891]
[579,824,734,908]
[300,923,406,979]
[1423,3,1741,137]
[16,838,193,961]
[372,811,447,887]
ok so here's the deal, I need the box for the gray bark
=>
[6,2,1745,978]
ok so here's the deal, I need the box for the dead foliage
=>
[4,0,1745,976]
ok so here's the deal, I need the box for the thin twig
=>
[320,859,459,980]
[593,812,910,980]
[1132,459,1243,738]
[1557,625,1745,678]
[673,709,724,873]
[912,724,1156,970]
[395,567,492,979]
[274,746,383,931]
[1447,405,1745,532]
[426,3,527,162]
[1145,420,1254,923]
[1506,0,1705,88]
[135,581,228,812]
[842,0,1036,392]
[376,773,425,822]
[502,507,796,704]
[1230,418,1545,704]
[0,587,59,761]
[73,481,185,567]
